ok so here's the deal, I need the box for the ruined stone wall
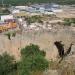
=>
[0,27,75,61]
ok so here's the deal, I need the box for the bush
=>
[26,16,42,25]
[19,44,49,75]
[5,31,16,40]
[63,18,71,26]
[12,31,16,37]
[0,52,16,75]
[5,32,11,40]
[21,44,46,58]
[63,18,75,26]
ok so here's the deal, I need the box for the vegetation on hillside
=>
[5,31,16,40]
[0,44,49,75]
[26,16,43,25]
[0,7,10,15]
[0,52,17,75]
[63,18,75,26]
[0,0,75,6]
[0,44,75,75]
[19,44,49,75]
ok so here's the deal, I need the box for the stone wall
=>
[0,27,75,61]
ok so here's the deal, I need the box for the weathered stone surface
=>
[0,27,75,60]
[43,70,59,75]
[70,45,75,55]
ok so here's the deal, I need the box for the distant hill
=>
[0,0,75,5]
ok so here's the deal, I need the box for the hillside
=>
[0,0,75,5]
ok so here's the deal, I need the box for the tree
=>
[63,18,71,26]
[26,16,42,25]
[5,31,16,52]
[21,44,46,58]
[12,31,16,37]
[5,31,16,40]
[19,44,49,75]
[0,0,75,5]
[5,32,11,40]
[0,52,16,75]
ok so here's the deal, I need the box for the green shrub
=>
[26,16,42,25]
[0,52,16,75]
[19,44,49,75]
[63,18,75,26]
[12,31,16,37]
[5,32,11,40]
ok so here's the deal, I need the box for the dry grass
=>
[48,60,75,75]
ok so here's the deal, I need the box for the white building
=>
[29,24,37,29]
[15,6,26,10]
[0,14,14,21]
[44,11,55,15]
[11,9,20,14]
[51,8,63,12]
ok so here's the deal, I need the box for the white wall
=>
[15,6,26,9]
[12,9,20,14]
[44,11,55,15]
[51,8,63,12]
[1,14,14,21]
